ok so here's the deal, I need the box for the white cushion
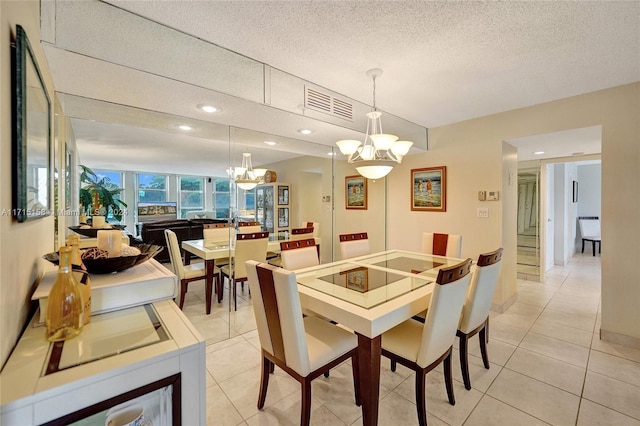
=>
[304,316,357,373]
[183,262,211,280]
[459,262,501,333]
[340,239,370,259]
[381,317,423,363]
[421,232,463,257]
[281,246,319,270]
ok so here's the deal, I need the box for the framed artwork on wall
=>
[277,185,289,205]
[345,175,367,210]
[12,25,52,222]
[411,166,447,212]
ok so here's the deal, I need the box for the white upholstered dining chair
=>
[382,258,473,426]
[279,238,319,270]
[165,229,217,314]
[245,261,360,425]
[339,232,370,259]
[237,221,262,234]
[457,248,503,390]
[421,232,463,258]
[219,231,268,310]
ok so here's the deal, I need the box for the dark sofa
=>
[139,218,227,263]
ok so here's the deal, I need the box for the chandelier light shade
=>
[235,152,262,190]
[336,68,413,179]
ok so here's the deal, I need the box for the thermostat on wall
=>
[487,191,499,201]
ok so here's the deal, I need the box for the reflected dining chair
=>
[245,261,360,425]
[220,231,269,310]
[382,259,473,426]
[290,226,314,240]
[457,248,503,390]
[165,229,217,314]
[280,238,320,270]
[237,221,262,233]
[339,232,370,259]
[268,227,316,267]
[301,221,320,237]
[421,232,463,258]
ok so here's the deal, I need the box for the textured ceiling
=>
[42,1,638,174]
[107,0,640,127]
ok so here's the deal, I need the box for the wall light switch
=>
[477,207,489,218]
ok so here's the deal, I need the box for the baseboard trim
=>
[600,329,640,350]
[491,293,517,314]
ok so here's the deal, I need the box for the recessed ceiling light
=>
[297,129,313,135]
[178,124,195,131]
[197,103,221,113]
[327,152,336,156]
[264,141,278,146]
[533,151,545,155]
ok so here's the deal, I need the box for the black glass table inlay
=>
[318,266,408,293]
[371,257,444,274]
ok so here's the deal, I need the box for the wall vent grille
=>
[304,86,353,121]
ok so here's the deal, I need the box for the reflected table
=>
[182,235,321,307]
[295,250,463,426]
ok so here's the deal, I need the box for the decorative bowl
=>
[43,244,163,274]
[68,224,127,238]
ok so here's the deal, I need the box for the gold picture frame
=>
[345,175,367,210]
[411,166,447,212]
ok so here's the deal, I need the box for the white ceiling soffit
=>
[62,94,335,176]
[41,0,428,148]
[102,0,640,127]
[506,126,602,162]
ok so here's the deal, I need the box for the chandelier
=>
[336,69,413,180]
[231,153,267,190]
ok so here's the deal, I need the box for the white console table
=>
[0,300,205,425]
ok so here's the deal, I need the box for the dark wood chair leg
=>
[479,325,490,369]
[592,240,596,256]
[444,351,455,405]
[323,371,330,378]
[582,239,585,253]
[205,276,213,315]
[458,333,471,390]
[232,278,237,311]
[269,362,275,374]
[415,371,428,426]
[301,379,312,426]
[485,317,490,343]
[351,354,361,406]
[257,356,271,409]
[179,280,187,309]
[391,359,397,372]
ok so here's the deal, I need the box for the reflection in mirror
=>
[12,25,51,222]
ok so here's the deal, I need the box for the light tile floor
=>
[182,253,640,425]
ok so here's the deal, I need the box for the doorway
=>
[517,170,540,278]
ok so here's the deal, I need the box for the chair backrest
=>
[339,232,370,259]
[290,227,314,241]
[301,221,320,237]
[246,261,311,376]
[164,229,185,280]
[203,223,232,243]
[238,221,263,234]
[459,248,504,334]
[417,258,473,368]
[233,232,269,279]
[280,238,319,270]
[421,232,463,257]
[578,218,601,238]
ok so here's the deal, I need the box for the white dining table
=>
[294,249,464,426]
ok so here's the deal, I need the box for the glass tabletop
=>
[296,250,464,309]
[43,304,170,376]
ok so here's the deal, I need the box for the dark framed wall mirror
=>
[12,25,52,223]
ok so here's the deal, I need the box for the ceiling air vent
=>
[305,86,353,121]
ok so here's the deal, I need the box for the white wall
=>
[1,1,57,367]
[577,163,601,218]
[387,83,639,346]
